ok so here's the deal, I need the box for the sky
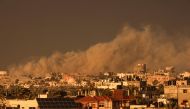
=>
[0,0,190,67]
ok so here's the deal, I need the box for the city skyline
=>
[1,1,190,108]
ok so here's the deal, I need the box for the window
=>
[183,89,187,93]
[99,104,104,107]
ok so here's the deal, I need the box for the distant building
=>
[164,86,177,99]
[123,81,140,88]
[116,73,126,78]
[94,81,122,89]
[179,72,190,79]
[147,74,170,85]
[134,64,146,74]
[0,71,8,76]
[77,89,96,97]
[176,80,187,86]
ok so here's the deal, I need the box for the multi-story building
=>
[76,96,112,109]
[147,73,170,85]
[164,86,178,99]
[178,86,190,108]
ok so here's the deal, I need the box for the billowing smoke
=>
[8,25,190,79]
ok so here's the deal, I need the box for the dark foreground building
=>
[36,98,82,109]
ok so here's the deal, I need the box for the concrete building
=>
[76,96,112,109]
[116,73,126,78]
[178,86,190,108]
[164,86,177,99]
[179,72,190,79]
[94,81,121,89]
[176,80,187,86]
[147,74,170,85]
[77,89,96,96]
[123,81,140,88]
[6,99,38,109]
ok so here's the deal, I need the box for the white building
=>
[6,99,38,109]
[94,81,121,89]
[116,73,126,78]
[123,81,140,87]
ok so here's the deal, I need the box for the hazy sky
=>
[0,0,190,67]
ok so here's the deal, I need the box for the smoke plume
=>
[9,25,190,79]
